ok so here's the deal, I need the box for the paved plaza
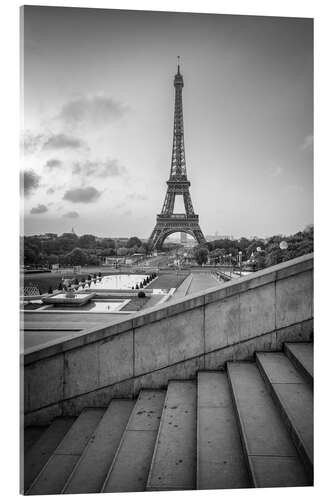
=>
[23,271,223,351]
[186,272,220,294]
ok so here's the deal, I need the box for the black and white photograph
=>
[19,3,315,496]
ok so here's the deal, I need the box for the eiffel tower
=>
[148,59,206,250]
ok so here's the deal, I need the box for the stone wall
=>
[24,253,313,425]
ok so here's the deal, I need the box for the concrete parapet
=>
[24,254,314,424]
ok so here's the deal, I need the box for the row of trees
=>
[192,225,313,268]
[23,233,148,267]
[24,225,313,269]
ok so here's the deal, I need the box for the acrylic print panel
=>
[21,5,313,495]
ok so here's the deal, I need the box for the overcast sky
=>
[22,6,313,239]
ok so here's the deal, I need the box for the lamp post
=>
[279,241,288,251]
[279,241,289,264]
[239,251,243,277]
[256,247,262,271]
[229,253,232,277]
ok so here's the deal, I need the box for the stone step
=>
[196,371,250,490]
[146,380,197,491]
[24,426,47,455]
[62,400,135,494]
[102,390,166,493]
[227,362,309,488]
[24,417,75,492]
[285,342,313,386]
[256,352,313,480]
[26,408,104,495]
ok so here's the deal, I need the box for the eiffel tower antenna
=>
[148,61,206,250]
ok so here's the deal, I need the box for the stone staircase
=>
[24,341,313,494]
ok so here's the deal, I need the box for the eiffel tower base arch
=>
[148,215,206,250]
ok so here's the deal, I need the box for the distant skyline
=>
[22,6,313,238]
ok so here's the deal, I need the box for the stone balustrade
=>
[24,253,313,425]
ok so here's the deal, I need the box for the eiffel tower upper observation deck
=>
[148,59,206,250]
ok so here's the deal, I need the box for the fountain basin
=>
[42,291,95,307]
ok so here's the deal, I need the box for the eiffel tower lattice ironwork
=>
[148,59,206,250]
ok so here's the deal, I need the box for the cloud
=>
[62,211,80,219]
[30,204,48,214]
[284,184,305,194]
[45,158,62,169]
[22,131,44,154]
[127,193,147,201]
[300,134,313,152]
[58,94,128,127]
[72,158,127,178]
[47,184,66,195]
[42,133,86,151]
[268,165,284,177]
[63,186,102,203]
[22,170,41,196]
[23,131,87,153]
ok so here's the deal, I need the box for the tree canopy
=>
[78,234,96,248]
[64,247,88,266]
[126,236,142,249]
[194,246,209,266]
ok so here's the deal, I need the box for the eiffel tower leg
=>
[148,225,167,250]
[192,228,206,245]
[147,227,159,250]
[154,233,165,250]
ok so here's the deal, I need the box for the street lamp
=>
[239,251,243,277]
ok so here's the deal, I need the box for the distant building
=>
[114,238,129,247]
[33,233,58,240]
[183,238,196,248]
[180,232,188,244]
[103,256,125,266]
[205,233,234,242]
